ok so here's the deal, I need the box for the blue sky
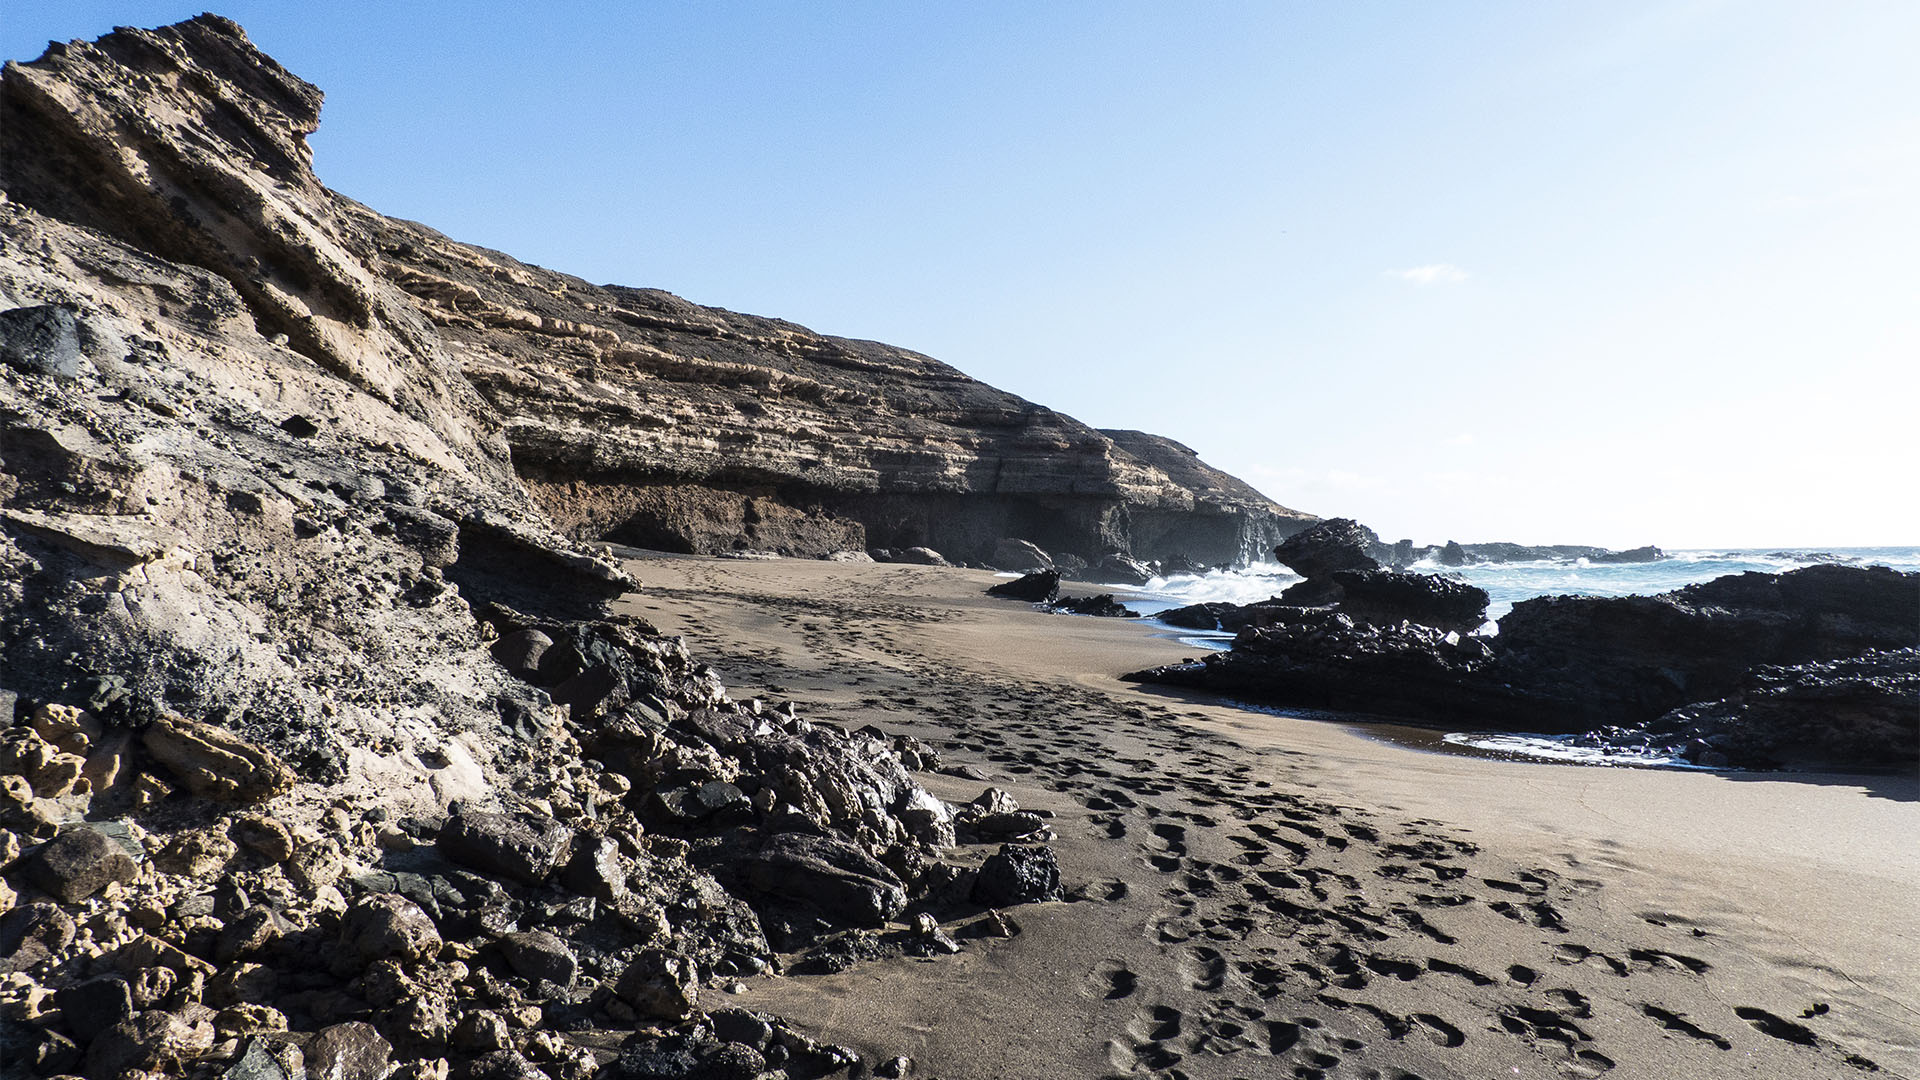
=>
[7,2,1916,547]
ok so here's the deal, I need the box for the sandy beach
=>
[617,552,1919,1080]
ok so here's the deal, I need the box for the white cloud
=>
[1387,263,1470,286]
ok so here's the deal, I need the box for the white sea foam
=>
[1440,732,1710,770]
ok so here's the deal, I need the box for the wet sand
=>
[616,554,1920,1079]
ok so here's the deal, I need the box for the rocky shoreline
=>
[1124,519,1920,771]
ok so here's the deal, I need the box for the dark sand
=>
[617,554,1920,1079]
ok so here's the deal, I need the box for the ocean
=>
[1114,546,1920,769]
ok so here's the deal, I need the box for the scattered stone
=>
[228,815,296,862]
[338,893,442,969]
[971,844,1062,907]
[500,929,577,987]
[306,1021,393,1080]
[26,825,138,902]
[614,949,700,1021]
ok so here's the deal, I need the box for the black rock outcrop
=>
[1129,565,1920,768]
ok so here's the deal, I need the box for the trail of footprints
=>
[654,574,1882,1078]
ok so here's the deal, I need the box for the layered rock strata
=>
[0,15,1089,1079]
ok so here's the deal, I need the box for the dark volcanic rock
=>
[986,570,1060,603]
[971,844,1063,906]
[1331,569,1490,632]
[1273,518,1383,578]
[746,832,909,926]
[26,824,137,902]
[1590,544,1664,564]
[1051,594,1139,618]
[0,303,88,378]
[437,809,574,885]
[1593,648,1920,770]
[1129,565,1920,766]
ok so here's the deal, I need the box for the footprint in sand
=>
[1089,959,1138,1000]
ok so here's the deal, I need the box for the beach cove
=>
[622,552,1920,1079]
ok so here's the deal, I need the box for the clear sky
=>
[8,2,1916,548]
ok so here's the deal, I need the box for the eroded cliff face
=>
[0,10,1308,754]
[355,207,1315,563]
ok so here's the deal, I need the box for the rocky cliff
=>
[0,17,1097,1078]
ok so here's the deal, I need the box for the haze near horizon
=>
[7,2,1915,549]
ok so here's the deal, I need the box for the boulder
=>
[489,629,553,678]
[614,949,700,1021]
[85,1010,216,1079]
[746,832,908,926]
[0,901,76,972]
[986,570,1059,603]
[1050,594,1138,618]
[0,304,89,379]
[1590,545,1664,564]
[990,538,1053,572]
[892,546,951,566]
[304,1021,392,1080]
[500,929,578,987]
[1272,518,1383,578]
[971,844,1062,906]
[437,809,574,885]
[26,825,138,903]
[337,893,442,969]
[1330,569,1490,632]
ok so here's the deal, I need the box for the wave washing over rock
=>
[0,15,1307,1079]
[1125,521,1920,772]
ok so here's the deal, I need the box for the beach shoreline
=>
[619,552,1920,1079]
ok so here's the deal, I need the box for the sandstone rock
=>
[990,539,1054,572]
[85,1010,217,1079]
[214,1002,288,1036]
[141,716,293,803]
[29,703,101,756]
[0,902,76,972]
[437,809,573,885]
[26,825,138,902]
[153,828,239,877]
[227,815,296,863]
